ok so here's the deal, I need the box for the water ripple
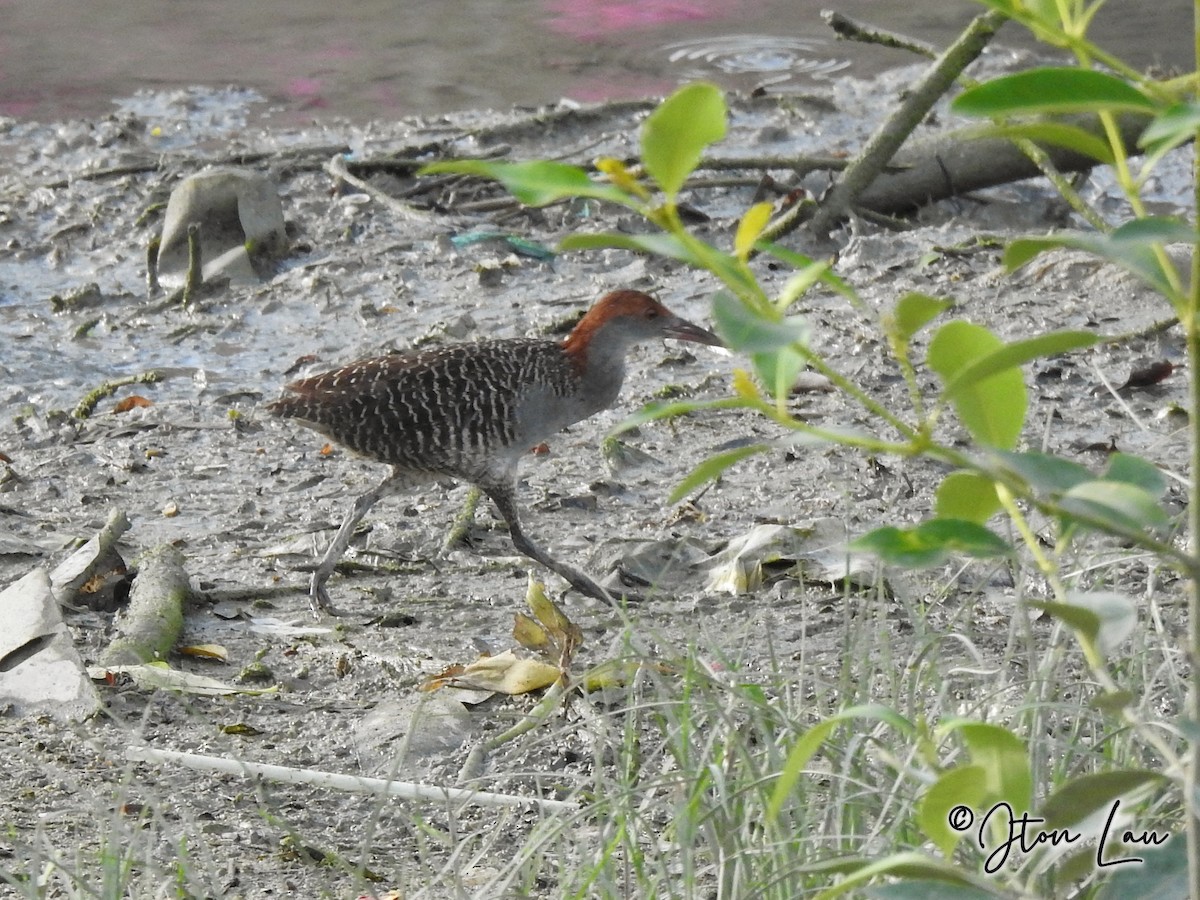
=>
[662,34,852,87]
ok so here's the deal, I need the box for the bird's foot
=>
[601,584,646,606]
[573,572,645,607]
[597,567,655,605]
[308,573,353,619]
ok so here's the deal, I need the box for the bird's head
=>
[564,290,723,363]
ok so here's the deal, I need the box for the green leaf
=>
[641,82,727,198]
[1103,453,1166,496]
[851,519,1011,568]
[418,159,631,207]
[756,241,857,299]
[560,231,705,265]
[735,202,773,260]
[888,292,954,347]
[928,322,1026,449]
[1041,770,1164,830]
[940,330,1098,401]
[972,0,1067,34]
[1034,591,1137,660]
[1031,599,1099,639]
[952,68,1157,118]
[957,722,1032,811]
[1058,480,1170,534]
[613,396,750,434]
[862,880,997,900]
[808,852,986,900]
[767,704,914,823]
[935,471,1001,524]
[560,231,756,296]
[777,262,837,312]
[711,291,808,353]
[1004,217,1195,307]
[752,345,807,404]
[1095,835,1187,900]
[1139,102,1200,157]
[918,766,991,858]
[668,443,769,503]
[989,449,1092,494]
[955,121,1115,164]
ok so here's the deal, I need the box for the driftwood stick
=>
[854,112,1152,215]
[800,8,1009,239]
[99,544,190,666]
[822,9,940,59]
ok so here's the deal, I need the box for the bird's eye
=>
[645,309,660,319]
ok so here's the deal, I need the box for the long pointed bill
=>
[663,315,725,348]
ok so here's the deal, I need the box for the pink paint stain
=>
[274,39,370,111]
[545,0,735,40]
[0,98,39,117]
[285,77,328,109]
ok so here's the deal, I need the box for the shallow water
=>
[1,0,1192,124]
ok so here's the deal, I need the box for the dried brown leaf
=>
[178,643,229,661]
[113,395,153,413]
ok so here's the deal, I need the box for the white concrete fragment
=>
[0,569,99,720]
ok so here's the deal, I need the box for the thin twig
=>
[72,370,161,420]
[697,154,851,175]
[326,153,438,223]
[801,9,1009,238]
[822,10,940,59]
[455,197,525,214]
[1099,315,1179,346]
[146,236,161,297]
[37,144,354,190]
[181,222,202,306]
[462,98,658,145]
[126,745,579,812]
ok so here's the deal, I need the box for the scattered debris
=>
[48,508,131,608]
[0,569,100,720]
[90,661,278,696]
[156,167,288,288]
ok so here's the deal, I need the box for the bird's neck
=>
[562,324,630,411]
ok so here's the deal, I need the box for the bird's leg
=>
[309,469,403,617]
[481,485,628,607]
